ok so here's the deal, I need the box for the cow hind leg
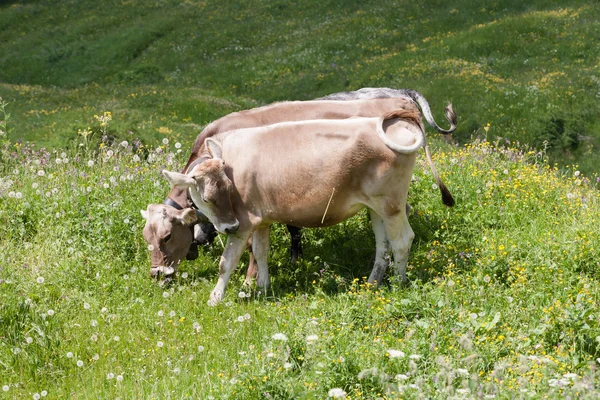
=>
[244,237,257,286]
[287,225,303,263]
[367,209,391,286]
[252,226,271,293]
[383,211,414,283]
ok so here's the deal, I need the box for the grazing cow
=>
[142,91,456,279]
[162,108,453,305]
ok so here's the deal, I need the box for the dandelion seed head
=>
[2,385,9,392]
[272,333,288,341]
[157,341,164,348]
[328,388,347,398]
[387,349,405,358]
[36,276,44,284]
[47,309,54,316]
[77,360,84,367]
[198,345,205,352]
[66,352,73,358]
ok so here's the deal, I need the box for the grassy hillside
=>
[0,110,599,398]
[2,0,600,398]
[1,0,599,174]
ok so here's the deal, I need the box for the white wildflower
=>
[387,349,405,358]
[328,388,347,398]
[272,333,288,341]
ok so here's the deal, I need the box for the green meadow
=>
[1,0,600,398]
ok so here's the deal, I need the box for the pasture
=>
[1,107,599,398]
[1,0,600,398]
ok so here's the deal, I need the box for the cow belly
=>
[261,197,365,228]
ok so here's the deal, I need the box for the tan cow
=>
[141,95,454,276]
[162,108,452,305]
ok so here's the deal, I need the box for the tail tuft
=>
[439,182,455,207]
[444,104,457,134]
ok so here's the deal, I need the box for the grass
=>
[1,0,600,397]
[0,0,599,174]
[1,106,599,398]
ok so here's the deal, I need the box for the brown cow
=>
[162,108,453,305]
[142,92,456,279]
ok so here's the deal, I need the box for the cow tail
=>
[424,141,455,207]
[404,89,457,135]
[377,109,425,154]
[378,108,455,207]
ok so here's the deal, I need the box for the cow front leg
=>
[252,226,271,293]
[209,232,250,306]
[367,209,391,286]
[287,225,303,263]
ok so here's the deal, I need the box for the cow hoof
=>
[208,290,224,306]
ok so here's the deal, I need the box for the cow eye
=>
[163,234,172,242]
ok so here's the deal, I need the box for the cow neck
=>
[162,155,211,210]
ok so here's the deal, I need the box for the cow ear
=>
[140,209,149,220]
[162,169,196,188]
[206,139,223,159]
[178,208,198,225]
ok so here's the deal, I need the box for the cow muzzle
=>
[149,265,176,278]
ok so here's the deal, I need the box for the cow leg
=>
[244,237,257,286]
[382,211,414,283]
[209,232,251,306]
[287,225,303,263]
[252,226,271,292]
[367,209,391,285]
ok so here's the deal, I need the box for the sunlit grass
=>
[1,106,599,398]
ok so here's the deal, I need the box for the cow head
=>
[162,139,240,235]
[141,204,198,278]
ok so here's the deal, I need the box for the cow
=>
[141,91,456,280]
[161,108,453,305]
